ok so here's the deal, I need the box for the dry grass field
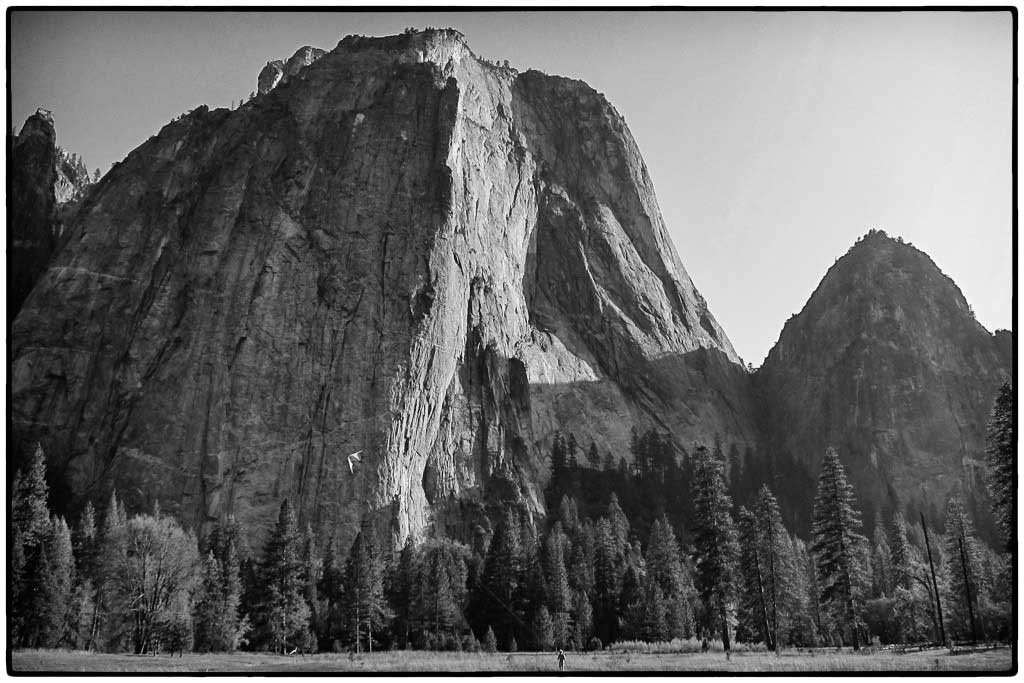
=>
[10,646,1014,673]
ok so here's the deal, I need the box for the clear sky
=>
[10,10,1014,365]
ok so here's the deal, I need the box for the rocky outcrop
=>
[10,109,60,320]
[755,230,1011,540]
[257,46,326,95]
[12,30,755,550]
[257,60,285,95]
[10,110,96,321]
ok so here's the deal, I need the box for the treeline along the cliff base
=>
[9,383,1014,658]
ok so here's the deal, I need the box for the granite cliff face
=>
[9,109,93,320]
[12,30,755,548]
[10,109,59,320]
[754,231,1011,539]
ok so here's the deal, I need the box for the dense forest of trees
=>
[9,383,1014,655]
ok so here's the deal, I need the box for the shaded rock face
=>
[12,30,756,550]
[755,231,1011,540]
[9,109,72,321]
[9,110,96,321]
[257,46,327,95]
[10,109,58,319]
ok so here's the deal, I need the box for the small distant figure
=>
[701,638,709,653]
[557,649,565,672]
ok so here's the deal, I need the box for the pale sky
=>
[9,10,1013,365]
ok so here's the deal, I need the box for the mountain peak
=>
[757,232,1009,540]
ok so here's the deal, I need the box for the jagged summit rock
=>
[12,29,754,550]
[754,228,1010,539]
[257,45,327,95]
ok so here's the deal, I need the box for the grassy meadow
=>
[11,646,1014,673]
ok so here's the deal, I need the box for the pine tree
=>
[258,500,312,653]
[12,444,52,542]
[469,507,523,648]
[786,535,820,647]
[737,506,771,646]
[194,551,226,652]
[690,444,740,652]
[571,520,598,599]
[483,625,498,652]
[943,496,983,641]
[871,522,894,598]
[10,528,26,642]
[570,590,593,650]
[414,539,469,647]
[592,518,622,645]
[11,444,53,646]
[341,517,388,652]
[520,547,549,639]
[386,538,419,649]
[985,383,1014,550]
[74,501,98,582]
[811,447,868,650]
[533,605,556,651]
[618,562,644,641]
[887,512,927,643]
[193,517,245,652]
[587,442,601,469]
[606,494,630,554]
[889,513,915,591]
[637,574,670,642]
[39,516,76,647]
[755,485,798,650]
[566,433,579,470]
[94,491,129,651]
[645,515,694,639]
[543,523,572,614]
[301,525,321,651]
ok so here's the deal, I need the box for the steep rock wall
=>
[11,30,756,549]
[10,109,60,320]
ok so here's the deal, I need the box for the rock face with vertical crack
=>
[11,30,756,549]
[754,230,1011,539]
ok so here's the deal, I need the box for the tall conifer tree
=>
[258,500,312,653]
[646,515,694,639]
[943,496,983,641]
[469,508,524,649]
[690,444,740,652]
[811,447,868,649]
[341,517,388,651]
[985,383,1014,550]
